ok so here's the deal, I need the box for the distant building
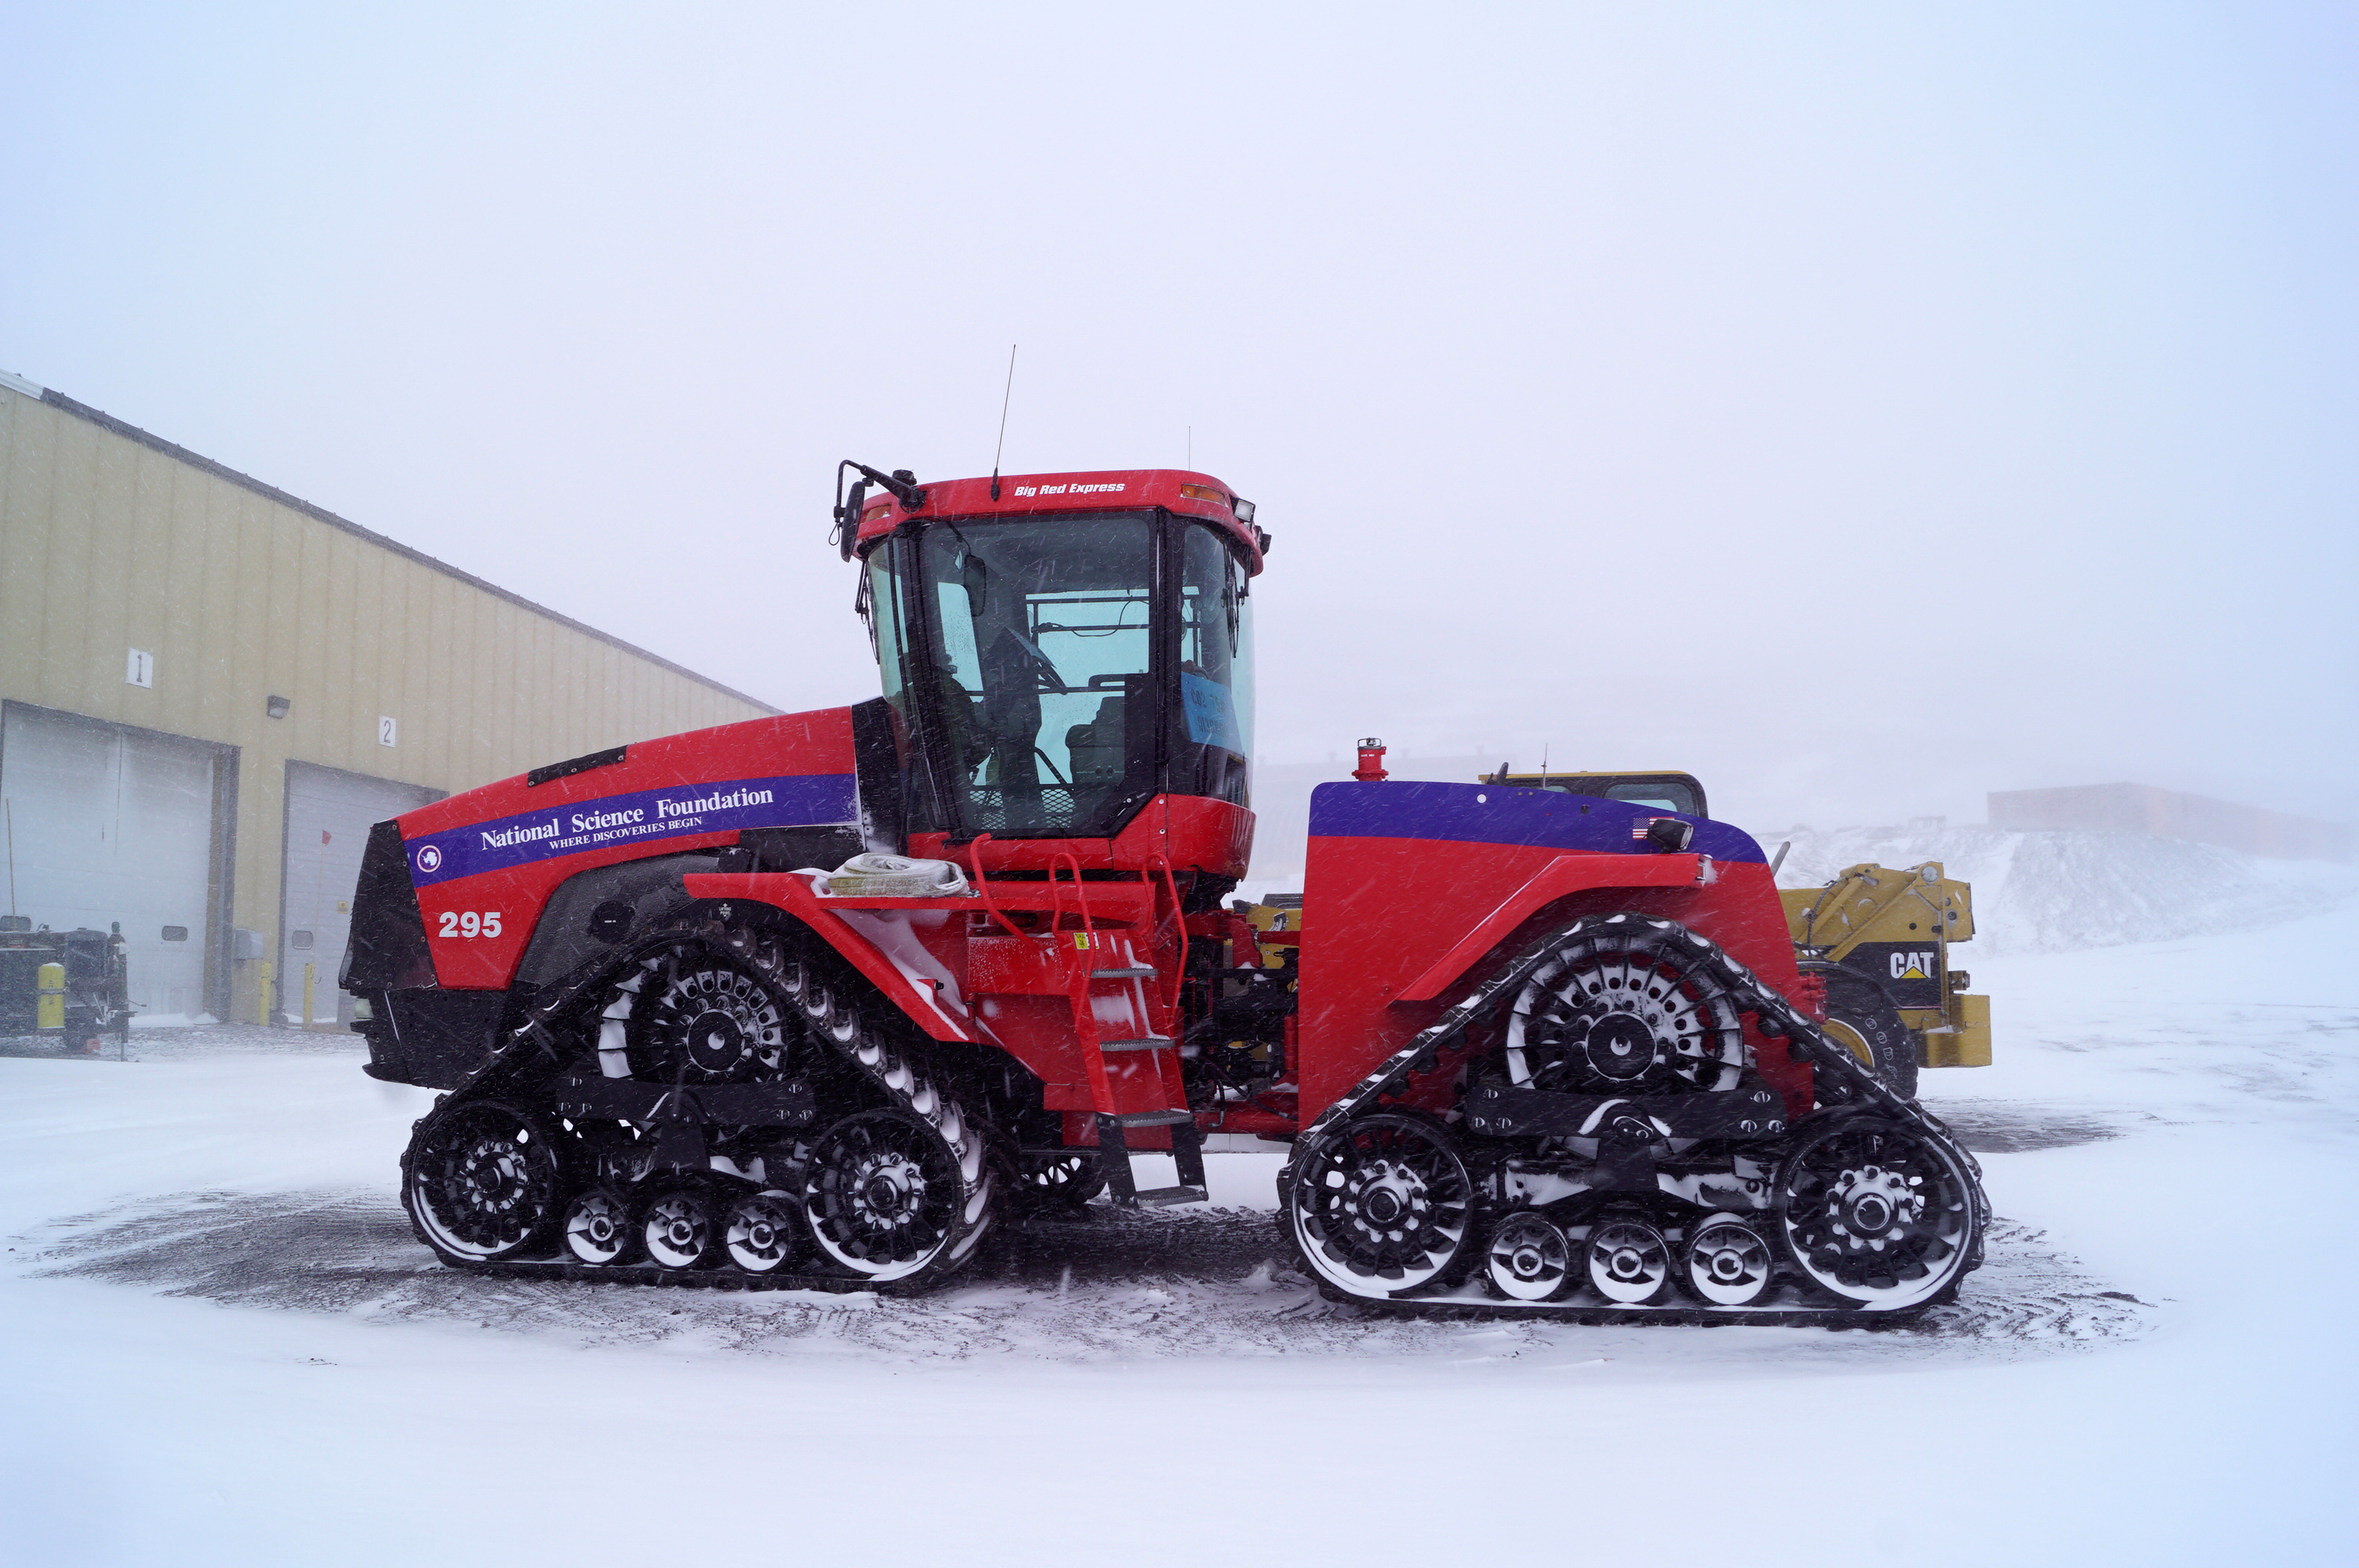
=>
[1987,782,2350,862]
[0,372,774,1026]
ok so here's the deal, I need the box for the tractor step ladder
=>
[1095,1109,1208,1207]
[1079,969,1207,1207]
[1051,863,1205,1209]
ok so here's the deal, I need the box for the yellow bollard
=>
[35,961,64,1032]
[303,961,316,1029]
[257,960,273,1025]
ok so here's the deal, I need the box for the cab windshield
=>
[866,513,1252,839]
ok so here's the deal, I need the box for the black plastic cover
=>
[849,696,904,852]
[358,989,509,1088]
[1462,1079,1789,1142]
[527,745,627,788]
[343,819,435,990]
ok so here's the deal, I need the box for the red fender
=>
[682,872,980,1044]
[1393,853,1702,1003]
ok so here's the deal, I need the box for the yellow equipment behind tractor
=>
[1478,769,1992,1099]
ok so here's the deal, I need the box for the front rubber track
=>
[407,908,998,1292]
[442,1256,955,1296]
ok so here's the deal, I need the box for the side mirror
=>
[837,479,870,561]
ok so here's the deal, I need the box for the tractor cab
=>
[842,466,1266,866]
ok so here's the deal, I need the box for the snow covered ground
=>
[5,878,2356,1565]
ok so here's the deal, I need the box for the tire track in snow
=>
[13,1193,2150,1369]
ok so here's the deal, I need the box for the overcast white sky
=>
[5,2,2353,833]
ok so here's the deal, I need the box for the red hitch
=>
[1352,737,1389,782]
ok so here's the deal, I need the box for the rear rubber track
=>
[1276,909,1989,1320]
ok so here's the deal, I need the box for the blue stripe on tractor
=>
[405,772,858,887]
[1307,780,1767,864]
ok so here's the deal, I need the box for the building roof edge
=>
[27,384,780,717]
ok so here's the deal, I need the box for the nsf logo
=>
[414,844,444,875]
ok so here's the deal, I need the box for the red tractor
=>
[347,463,1986,1317]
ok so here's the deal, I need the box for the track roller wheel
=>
[562,1187,639,1265]
[1776,1112,1976,1309]
[1584,1215,1673,1304]
[804,1109,970,1283]
[642,1185,721,1270]
[1287,1111,1476,1298]
[403,1102,567,1265]
[724,1190,806,1274]
[1485,1213,1573,1301]
[1679,1214,1777,1306]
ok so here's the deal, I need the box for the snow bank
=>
[1763,824,2359,956]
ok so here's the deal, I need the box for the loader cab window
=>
[870,512,1254,840]
[1501,773,1707,818]
[1593,777,1704,817]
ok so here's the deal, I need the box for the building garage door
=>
[280,762,441,1025]
[0,702,231,1022]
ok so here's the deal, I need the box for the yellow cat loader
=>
[1476,770,1991,1098]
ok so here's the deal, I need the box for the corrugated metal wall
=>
[0,378,777,1021]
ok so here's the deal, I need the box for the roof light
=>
[1177,483,1231,509]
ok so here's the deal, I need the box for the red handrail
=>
[1051,851,1095,942]
[965,833,1026,939]
[1146,855,1187,1015]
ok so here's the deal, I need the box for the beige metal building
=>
[0,371,775,1028]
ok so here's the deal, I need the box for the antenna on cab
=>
[990,344,1017,501]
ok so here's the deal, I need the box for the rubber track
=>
[1276,910,1990,1317]
[446,1258,952,1296]
[1332,1295,1937,1327]
[406,909,998,1288]
[443,1258,1930,1324]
